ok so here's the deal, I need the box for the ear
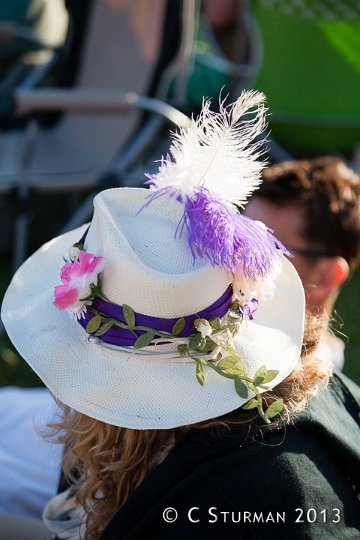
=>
[310,256,349,300]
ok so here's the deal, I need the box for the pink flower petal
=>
[77,251,105,277]
[53,285,79,310]
[60,262,75,284]
[59,252,104,284]
[54,250,105,314]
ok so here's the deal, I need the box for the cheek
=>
[291,259,319,310]
[290,256,316,287]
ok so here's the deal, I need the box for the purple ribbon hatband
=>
[78,285,233,347]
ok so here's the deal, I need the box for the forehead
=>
[244,198,306,247]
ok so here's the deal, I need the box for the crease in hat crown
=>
[84,188,231,318]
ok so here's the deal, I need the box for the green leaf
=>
[177,344,188,357]
[234,378,248,399]
[198,358,209,366]
[262,370,279,384]
[134,331,155,349]
[220,350,248,376]
[86,315,102,334]
[113,320,130,330]
[228,300,241,317]
[196,362,205,386]
[217,355,239,370]
[202,338,217,354]
[123,304,135,328]
[95,321,113,336]
[209,317,222,330]
[230,322,241,337]
[226,366,246,377]
[241,397,259,410]
[172,317,185,336]
[198,338,207,351]
[89,282,100,295]
[189,333,204,351]
[253,365,268,386]
[264,399,283,419]
[222,345,237,356]
[211,366,237,380]
[80,292,93,302]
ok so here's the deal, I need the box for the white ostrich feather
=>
[147,90,267,208]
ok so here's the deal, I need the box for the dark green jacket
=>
[102,374,360,539]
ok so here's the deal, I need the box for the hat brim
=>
[1,226,304,429]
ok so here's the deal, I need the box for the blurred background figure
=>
[184,0,254,109]
[0,0,68,79]
[0,0,68,522]
[203,0,360,162]
[0,0,195,270]
[245,157,360,371]
[0,387,61,519]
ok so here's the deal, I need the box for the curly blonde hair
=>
[51,312,331,540]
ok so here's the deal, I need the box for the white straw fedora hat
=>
[1,91,305,429]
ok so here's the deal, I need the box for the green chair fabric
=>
[251,0,360,154]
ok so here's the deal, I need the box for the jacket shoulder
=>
[194,375,360,538]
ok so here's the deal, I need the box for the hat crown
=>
[85,188,230,318]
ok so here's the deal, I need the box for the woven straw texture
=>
[1,188,304,429]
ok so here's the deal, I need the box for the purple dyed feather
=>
[183,187,288,279]
[142,91,286,279]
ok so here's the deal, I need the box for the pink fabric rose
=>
[54,251,105,316]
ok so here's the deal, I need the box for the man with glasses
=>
[245,156,360,370]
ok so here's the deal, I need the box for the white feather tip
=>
[147,90,268,208]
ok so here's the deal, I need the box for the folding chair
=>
[0,0,195,270]
[0,1,72,261]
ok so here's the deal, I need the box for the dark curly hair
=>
[257,157,360,273]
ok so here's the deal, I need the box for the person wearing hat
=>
[1,91,360,540]
[244,156,360,371]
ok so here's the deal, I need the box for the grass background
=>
[1,252,360,388]
[0,192,82,387]
[333,266,360,385]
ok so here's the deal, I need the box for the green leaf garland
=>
[83,287,283,424]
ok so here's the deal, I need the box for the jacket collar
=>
[102,424,251,538]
